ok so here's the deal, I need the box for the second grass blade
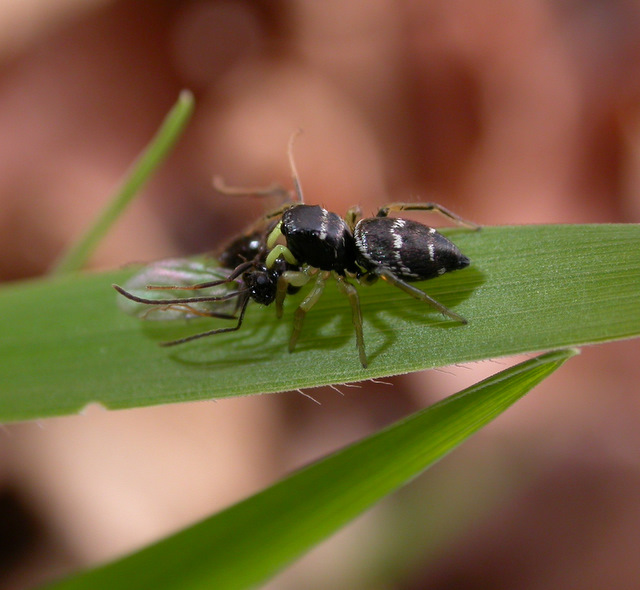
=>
[51,90,194,275]
[44,349,576,590]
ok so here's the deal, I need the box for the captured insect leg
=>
[335,276,367,368]
[275,269,311,318]
[145,260,255,292]
[212,178,294,243]
[213,129,305,204]
[213,176,290,200]
[376,202,479,230]
[160,294,252,347]
[289,271,329,353]
[376,268,467,324]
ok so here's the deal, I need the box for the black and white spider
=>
[213,133,478,367]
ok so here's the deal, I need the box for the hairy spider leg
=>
[376,268,467,324]
[275,268,312,318]
[289,271,328,353]
[335,275,367,368]
[275,268,369,368]
[376,202,479,230]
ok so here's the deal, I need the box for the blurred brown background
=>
[0,1,639,588]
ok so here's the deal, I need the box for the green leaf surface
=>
[43,349,575,590]
[0,224,638,422]
[51,91,194,275]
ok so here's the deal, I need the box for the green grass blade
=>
[0,224,638,422]
[50,91,194,275]
[42,349,575,590]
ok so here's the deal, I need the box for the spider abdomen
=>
[354,217,470,281]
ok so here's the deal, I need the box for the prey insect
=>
[115,257,243,321]
[114,228,300,345]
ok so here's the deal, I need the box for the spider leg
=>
[376,202,479,230]
[376,268,467,324]
[289,271,329,353]
[335,275,367,368]
[275,269,311,318]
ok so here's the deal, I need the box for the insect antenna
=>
[113,284,251,306]
[212,176,288,199]
[145,260,255,291]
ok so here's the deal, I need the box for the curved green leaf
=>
[42,349,576,590]
[0,224,638,422]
